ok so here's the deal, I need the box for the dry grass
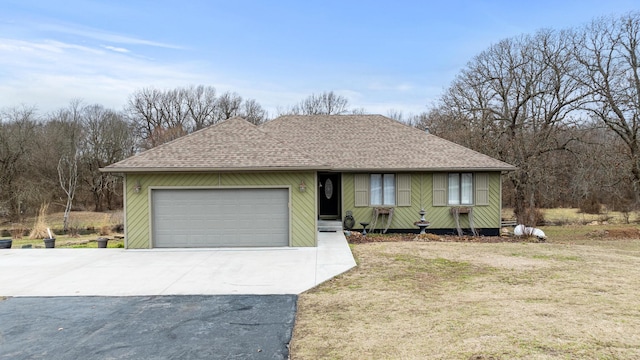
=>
[502,207,640,225]
[1,211,124,248]
[291,236,640,359]
[41,211,122,230]
[29,203,51,239]
[2,211,123,234]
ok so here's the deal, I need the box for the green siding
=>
[342,172,502,232]
[124,172,316,248]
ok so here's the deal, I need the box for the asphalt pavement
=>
[0,295,297,359]
[0,232,356,358]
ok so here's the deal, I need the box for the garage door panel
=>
[190,235,209,246]
[152,188,289,248]
[165,234,189,247]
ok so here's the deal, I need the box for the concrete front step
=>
[318,220,343,232]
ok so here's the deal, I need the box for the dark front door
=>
[318,173,341,220]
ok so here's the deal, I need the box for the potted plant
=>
[43,238,55,248]
[0,239,11,249]
[43,228,55,248]
[97,237,109,248]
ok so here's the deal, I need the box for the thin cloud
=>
[102,45,130,53]
[0,38,109,68]
[368,82,415,92]
[0,36,206,111]
[37,22,183,50]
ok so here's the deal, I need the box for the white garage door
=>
[152,188,289,248]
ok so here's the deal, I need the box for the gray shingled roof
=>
[261,115,515,171]
[102,115,515,172]
[101,117,329,172]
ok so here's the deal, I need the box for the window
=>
[448,173,473,205]
[370,173,395,206]
[355,173,411,207]
[433,173,488,207]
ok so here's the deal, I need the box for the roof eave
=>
[101,165,517,173]
[329,166,517,172]
[99,166,332,173]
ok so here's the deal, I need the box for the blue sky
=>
[0,0,638,117]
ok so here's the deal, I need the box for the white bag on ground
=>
[514,224,547,240]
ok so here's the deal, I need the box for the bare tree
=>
[283,91,351,115]
[241,98,268,125]
[387,109,429,128]
[573,12,640,203]
[183,85,218,130]
[57,153,78,232]
[214,91,243,122]
[126,86,267,149]
[80,104,135,211]
[436,29,587,224]
[386,109,405,122]
[126,86,208,148]
[126,87,167,149]
[565,125,631,209]
[0,106,38,220]
[52,100,83,229]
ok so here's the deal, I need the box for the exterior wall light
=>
[299,180,307,193]
[134,180,142,193]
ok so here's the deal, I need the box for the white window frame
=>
[370,173,396,206]
[448,173,473,205]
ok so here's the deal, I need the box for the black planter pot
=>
[0,239,12,249]
[97,237,109,248]
[43,238,55,248]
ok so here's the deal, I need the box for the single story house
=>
[101,115,515,248]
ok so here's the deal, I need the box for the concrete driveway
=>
[0,232,356,296]
[0,295,296,359]
[0,232,355,359]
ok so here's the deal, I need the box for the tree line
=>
[0,102,134,224]
[411,12,640,224]
[0,88,364,222]
[2,12,639,227]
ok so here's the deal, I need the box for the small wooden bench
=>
[501,220,517,227]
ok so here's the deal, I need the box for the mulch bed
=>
[586,227,640,239]
[346,232,543,244]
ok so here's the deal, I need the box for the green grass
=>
[6,235,124,249]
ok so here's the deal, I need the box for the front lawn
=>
[291,230,640,359]
[0,211,124,248]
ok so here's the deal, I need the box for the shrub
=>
[517,207,546,226]
[10,223,24,239]
[98,214,111,236]
[579,195,601,214]
[598,214,613,223]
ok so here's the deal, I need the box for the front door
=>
[318,172,341,220]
